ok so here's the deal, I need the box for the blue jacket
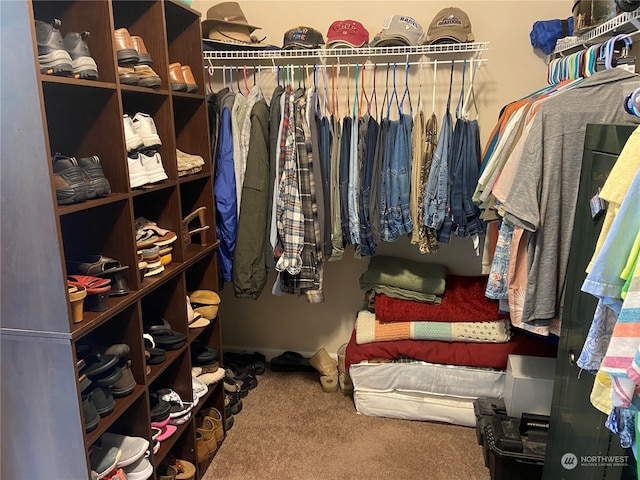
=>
[214,98,237,283]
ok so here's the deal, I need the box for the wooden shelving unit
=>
[0,1,224,478]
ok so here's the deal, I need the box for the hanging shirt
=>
[281,90,323,301]
[275,88,304,275]
[369,115,387,245]
[231,92,248,213]
[500,68,640,324]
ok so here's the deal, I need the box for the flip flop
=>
[67,275,111,294]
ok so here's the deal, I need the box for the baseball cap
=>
[426,7,475,44]
[326,20,369,48]
[370,15,426,47]
[282,26,325,49]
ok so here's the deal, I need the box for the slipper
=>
[143,334,167,364]
[66,255,129,277]
[188,316,210,329]
[192,376,208,399]
[270,351,316,372]
[77,345,119,377]
[190,342,218,366]
[149,393,171,422]
[155,424,177,442]
[68,275,111,294]
[151,416,170,429]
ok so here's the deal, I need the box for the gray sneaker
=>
[52,154,90,204]
[63,31,99,80]
[35,19,73,76]
[100,432,149,468]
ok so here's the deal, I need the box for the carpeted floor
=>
[203,368,490,480]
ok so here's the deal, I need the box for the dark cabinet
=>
[544,124,637,480]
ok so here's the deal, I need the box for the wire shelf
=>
[553,10,640,54]
[203,41,489,62]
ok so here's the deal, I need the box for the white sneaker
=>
[123,114,143,152]
[128,153,149,188]
[132,112,162,149]
[141,151,168,183]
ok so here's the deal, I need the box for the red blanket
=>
[344,329,557,370]
[374,275,509,322]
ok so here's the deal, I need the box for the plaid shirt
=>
[275,88,304,275]
[281,89,323,301]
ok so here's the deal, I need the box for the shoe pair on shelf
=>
[176,149,205,177]
[35,18,98,79]
[135,216,177,278]
[169,63,198,93]
[123,113,167,188]
[114,28,161,89]
[53,154,111,205]
[90,432,151,480]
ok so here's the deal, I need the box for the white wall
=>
[192,1,573,358]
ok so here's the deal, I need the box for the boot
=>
[309,348,339,393]
[337,343,353,395]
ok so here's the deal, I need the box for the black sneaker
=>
[77,156,111,197]
[63,31,99,80]
[89,387,116,417]
[35,19,73,76]
[82,394,100,432]
[52,154,90,204]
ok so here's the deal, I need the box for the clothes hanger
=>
[417,61,424,116]
[432,59,437,116]
[386,63,399,120]
[381,63,390,120]
[455,59,466,120]
[257,65,264,100]
[352,63,360,119]
[399,59,412,117]
[243,65,250,96]
[346,63,351,117]
[322,63,329,118]
[462,58,479,121]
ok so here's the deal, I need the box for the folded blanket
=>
[355,310,512,345]
[359,256,447,295]
[367,285,441,304]
[375,275,507,322]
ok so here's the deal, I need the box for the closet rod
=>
[204,58,488,71]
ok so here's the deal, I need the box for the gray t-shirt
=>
[501,68,640,324]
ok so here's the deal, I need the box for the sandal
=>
[66,255,128,277]
[182,206,210,247]
[67,275,111,294]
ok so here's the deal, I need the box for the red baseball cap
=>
[326,20,369,48]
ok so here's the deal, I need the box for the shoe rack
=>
[0,1,223,479]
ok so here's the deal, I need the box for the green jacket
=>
[233,99,270,299]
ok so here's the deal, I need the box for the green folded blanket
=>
[359,256,447,295]
[355,310,512,344]
[367,285,441,304]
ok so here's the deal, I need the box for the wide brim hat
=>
[203,23,268,49]
[201,2,261,39]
